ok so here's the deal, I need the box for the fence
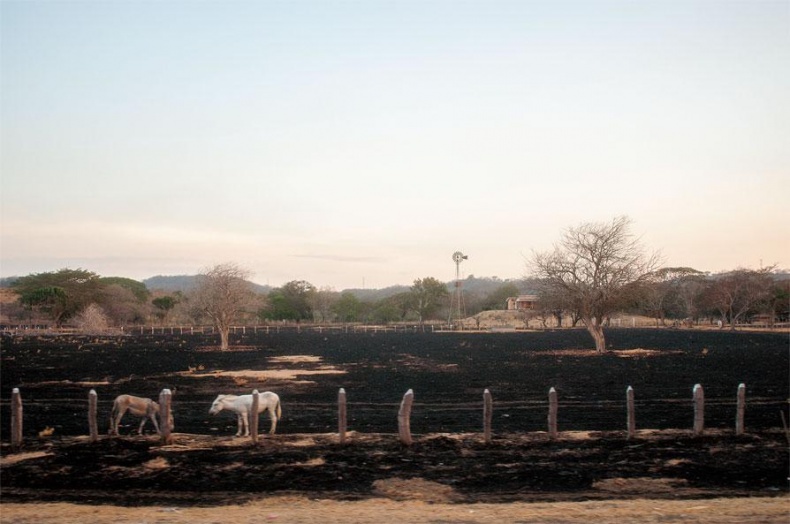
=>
[6,382,753,449]
[1,323,445,336]
[117,324,440,335]
[5,321,788,338]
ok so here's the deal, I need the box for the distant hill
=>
[342,285,411,301]
[456,276,533,296]
[142,275,198,292]
[0,277,19,288]
[142,275,272,294]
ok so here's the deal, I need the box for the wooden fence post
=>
[548,387,558,439]
[398,389,414,446]
[338,388,347,444]
[11,388,23,448]
[483,389,493,444]
[736,383,746,436]
[693,384,705,436]
[250,390,260,443]
[88,389,98,443]
[159,389,173,445]
[626,385,636,439]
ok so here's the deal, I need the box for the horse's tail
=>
[276,398,282,420]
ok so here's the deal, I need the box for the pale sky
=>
[2,0,788,290]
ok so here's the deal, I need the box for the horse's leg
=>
[150,413,161,435]
[114,407,127,436]
[235,413,244,437]
[109,410,116,435]
[269,407,278,434]
[109,405,116,435]
[138,416,147,435]
[242,412,250,436]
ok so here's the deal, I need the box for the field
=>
[1,328,788,522]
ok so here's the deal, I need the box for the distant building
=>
[506,294,539,310]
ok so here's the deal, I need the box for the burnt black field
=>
[1,328,788,505]
[1,328,787,437]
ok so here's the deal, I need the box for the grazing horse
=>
[109,394,173,436]
[209,392,282,436]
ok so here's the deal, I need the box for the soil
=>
[1,329,788,522]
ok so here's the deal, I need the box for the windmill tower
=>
[448,251,468,329]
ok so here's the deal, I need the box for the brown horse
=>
[108,394,173,436]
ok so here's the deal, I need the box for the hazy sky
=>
[2,0,788,290]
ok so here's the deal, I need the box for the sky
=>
[2,0,788,290]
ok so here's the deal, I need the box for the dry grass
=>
[372,477,461,503]
[0,451,52,466]
[181,354,346,383]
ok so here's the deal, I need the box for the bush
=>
[74,303,111,334]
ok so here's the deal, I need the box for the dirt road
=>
[2,496,788,524]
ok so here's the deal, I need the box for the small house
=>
[506,294,538,311]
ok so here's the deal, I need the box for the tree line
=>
[2,217,787,351]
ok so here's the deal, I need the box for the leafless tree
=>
[98,284,145,325]
[700,267,775,329]
[529,216,660,353]
[309,286,339,323]
[192,263,259,350]
[672,271,709,324]
[74,303,111,334]
[638,267,706,327]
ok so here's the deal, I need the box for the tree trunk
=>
[583,317,606,353]
[219,326,230,351]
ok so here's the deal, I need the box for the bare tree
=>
[192,263,258,350]
[74,303,111,334]
[309,286,339,323]
[529,216,660,353]
[638,267,706,327]
[98,284,146,326]
[699,267,774,329]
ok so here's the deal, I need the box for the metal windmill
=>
[448,251,468,329]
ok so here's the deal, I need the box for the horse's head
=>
[209,395,226,415]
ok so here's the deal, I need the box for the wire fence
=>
[1,324,445,336]
[4,384,784,446]
[4,320,789,336]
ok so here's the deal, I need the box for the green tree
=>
[152,295,179,322]
[370,293,411,323]
[13,268,102,325]
[331,291,363,322]
[479,283,520,311]
[410,277,449,324]
[768,278,790,324]
[264,280,316,321]
[99,277,150,302]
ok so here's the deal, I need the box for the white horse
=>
[109,394,174,436]
[209,392,282,437]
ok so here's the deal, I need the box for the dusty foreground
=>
[2,496,788,524]
[2,432,788,524]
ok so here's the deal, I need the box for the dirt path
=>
[2,496,788,523]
